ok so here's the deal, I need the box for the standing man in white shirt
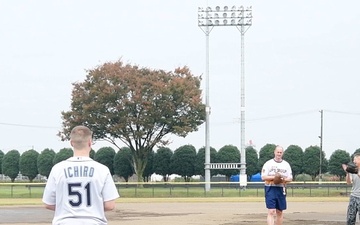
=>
[261,145,293,225]
[342,153,360,225]
[42,125,120,225]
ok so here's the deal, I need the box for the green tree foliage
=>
[153,147,173,182]
[245,146,258,180]
[217,145,240,181]
[143,151,154,182]
[94,147,116,175]
[328,149,350,180]
[58,60,206,183]
[258,143,277,171]
[283,145,303,180]
[0,150,4,174]
[170,145,197,182]
[303,145,324,181]
[19,149,39,182]
[90,149,95,159]
[53,148,73,164]
[114,147,134,182]
[195,147,218,177]
[37,148,56,178]
[2,150,20,182]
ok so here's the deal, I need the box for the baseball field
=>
[0,197,349,225]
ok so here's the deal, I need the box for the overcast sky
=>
[1,0,360,159]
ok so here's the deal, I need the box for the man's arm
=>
[345,172,352,185]
[342,164,352,185]
[104,199,116,211]
[44,204,55,211]
[261,174,275,181]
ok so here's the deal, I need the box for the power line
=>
[0,122,59,129]
[246,110,317,122]
[324,109,360,116]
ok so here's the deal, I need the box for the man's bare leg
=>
[276,209,283,225]
[267,208,276,225]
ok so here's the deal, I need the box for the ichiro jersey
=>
[42,156,120,225]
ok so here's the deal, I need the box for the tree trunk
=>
[135,158,146,188]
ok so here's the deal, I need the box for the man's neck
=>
[73,149,90,157]
[274,158,283,163]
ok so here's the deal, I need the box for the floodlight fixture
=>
[198,5,252,27]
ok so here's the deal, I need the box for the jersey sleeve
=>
[285,161,293,180]
[261,161,270,177]
[42,168,57,205]
[102,172,120,202]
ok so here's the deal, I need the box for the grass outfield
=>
[0,196,349,206]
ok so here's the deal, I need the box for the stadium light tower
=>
[319,109,324,183]
[198,5,252,191]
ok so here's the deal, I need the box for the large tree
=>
[217,145,240,181]
[2,150,20,182]
[143,150,154,182]
[114,147,134,182]
[328,149,350,180]
[195,146,218,177]
[37,148,56,178]
[94,147,116,175]
[19,149,39,182]
[258,143,277,171]
[59,60,206,182]
[302,145,326,181]
[283,145,303,180]
[153,147,173,182]
[170,145,197,182]
[245,146,258,181]
[53,148,73,164]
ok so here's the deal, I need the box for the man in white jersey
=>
[42,125,120,225]
[342,153,360,225]
[261,145,293,225]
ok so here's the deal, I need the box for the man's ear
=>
[70,140,74,147]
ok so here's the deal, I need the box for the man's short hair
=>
[70,126,93,149]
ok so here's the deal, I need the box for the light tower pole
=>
[198,5,252,191]
[319,109,323,183]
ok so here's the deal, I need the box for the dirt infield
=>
[0,198,349,225]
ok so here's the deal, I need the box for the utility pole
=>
[319,109,323,183]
